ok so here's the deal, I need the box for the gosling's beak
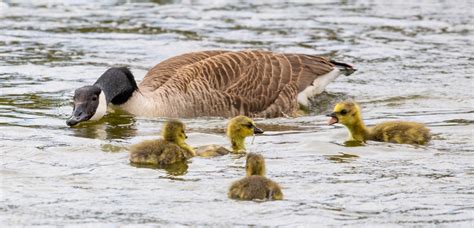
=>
[253,126,264,134]
[326,112,338,125]
[66,106,91,127]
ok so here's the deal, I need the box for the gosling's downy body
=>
[328,101,431,145]
[228,153,283,201]
[129,120,195,166]
[195,116,264,157]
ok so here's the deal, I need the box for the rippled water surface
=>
[1,0,473,226]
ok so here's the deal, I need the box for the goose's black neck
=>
[93,67,138,105]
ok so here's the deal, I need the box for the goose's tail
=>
[330,60,357,76]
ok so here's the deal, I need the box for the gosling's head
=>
[227,115,264,139]
[327,101,362,126]
[245,153,265,176]
[162,120,187,144]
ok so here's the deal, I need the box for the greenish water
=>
[1,0,473,226]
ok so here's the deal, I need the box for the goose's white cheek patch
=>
[90,92,107,121]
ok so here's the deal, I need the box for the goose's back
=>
[139,50,336,117]
[140,50,229,92]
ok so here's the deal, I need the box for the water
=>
[1,0,473,226]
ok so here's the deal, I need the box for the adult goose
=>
[67,50,355,126]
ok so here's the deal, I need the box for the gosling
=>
[129,120,195,166]
[195,115,264,157]
[328,101,431,145]
[228,153,283,201]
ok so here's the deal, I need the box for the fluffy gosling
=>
[129,120,195,166]
[328,101,431,145]
[195,115,264,157]
[228,153,283,201]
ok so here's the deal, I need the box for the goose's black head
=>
[66,67,138,127]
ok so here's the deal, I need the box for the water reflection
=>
[130,161,189,176]
[69,109,137,139]
[344,140,365,147]
[100,143,127,152]
[256,123,305,132]
[324,152,359,163]
[0,93,68,110]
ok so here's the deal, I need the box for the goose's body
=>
[228,153,283,201]
[328,101,431,145]
[129,120,195,166]
[67,50,355,126]
[195,115,264,157]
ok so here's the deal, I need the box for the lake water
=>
[1,0,473,226]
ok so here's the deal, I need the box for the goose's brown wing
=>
[139,50,230,92]
[176,50,335,117]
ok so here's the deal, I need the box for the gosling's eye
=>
[181,130,185,133]
[92,96,97,101]
[340,109,347,115]
[245,123,253,128]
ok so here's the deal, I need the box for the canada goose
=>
[328,101,431,145]
[228,153,283,201]
[66,50,355,126]
[129,120,195,166]
[195,115,264,157]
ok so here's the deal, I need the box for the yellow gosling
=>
[328,101,431,145]
[228,153,283,201]
[196,116,264,157]
[129,120,195,166]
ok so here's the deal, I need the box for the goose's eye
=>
[340,109,347,115]
[92,96,97,101]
